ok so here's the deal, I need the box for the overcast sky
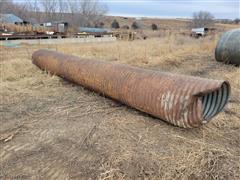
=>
[104,0,239,19]
[13,0,239,19]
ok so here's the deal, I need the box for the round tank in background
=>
[215,28,240,65]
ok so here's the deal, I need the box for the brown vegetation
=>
[0,33,239,179]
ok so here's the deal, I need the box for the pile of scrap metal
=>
[32,50,230,128]
[0,13,70,39]
[0,13,131,41]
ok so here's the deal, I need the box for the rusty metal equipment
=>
[215,28,240,65]
[32,50,231,128]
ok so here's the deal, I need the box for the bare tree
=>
[79,0,108,27]
[67,0,80,15]
[0,0,29,20]
[40,0,58,21]
[0,0,5,13]
[24,0,42,22]
[66,0,81,28]
[0,0,108,28]
[14,3,28,20]
[192,11,215,28]
[0,0,15,14]
[66,0,107,28]
[58,0,69,19]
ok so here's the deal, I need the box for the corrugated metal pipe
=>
[32,50,231,128]
[215,28,240,65]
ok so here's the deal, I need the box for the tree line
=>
[0,0,107,28]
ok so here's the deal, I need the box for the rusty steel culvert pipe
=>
[32,50,230,128]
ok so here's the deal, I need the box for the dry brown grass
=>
[0,33,239,179]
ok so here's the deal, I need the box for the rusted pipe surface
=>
[32,50,231,128]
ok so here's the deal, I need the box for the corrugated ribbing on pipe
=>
[32,50,231,128]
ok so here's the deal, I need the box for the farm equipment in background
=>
[0,25,54,40]
[0,23,116,40]
[39,21,69,36]
[113,30,136,41]
[191,27,216,38]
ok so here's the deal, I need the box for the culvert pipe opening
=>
[201,82,230,121]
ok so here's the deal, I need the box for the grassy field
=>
[0,33,240,179]
[103,16,240,30]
